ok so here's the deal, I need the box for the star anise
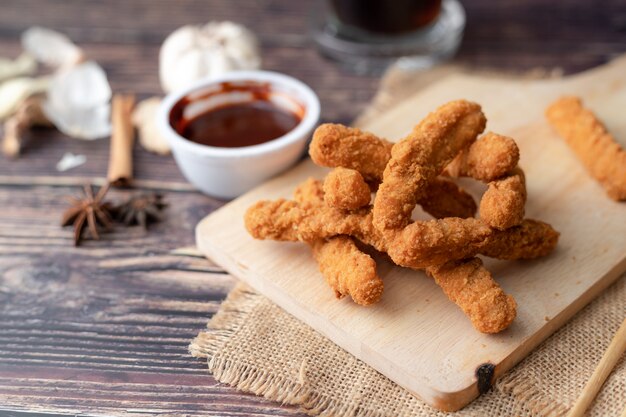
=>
[61,183,113,246]
[113,192,167,229]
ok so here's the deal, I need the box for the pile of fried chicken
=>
[245,100,560,334]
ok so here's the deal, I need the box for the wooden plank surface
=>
[196,58,626,410]
[0,0,625,416]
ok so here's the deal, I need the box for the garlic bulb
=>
[159,21,261,93]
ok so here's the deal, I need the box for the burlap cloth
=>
[190,64,626,417]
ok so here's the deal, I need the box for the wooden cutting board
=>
[196,57,626,411]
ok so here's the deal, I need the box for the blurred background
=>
[2,0,625,124]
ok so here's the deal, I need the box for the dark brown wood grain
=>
[0,186,303,416]
[0,0,625,416]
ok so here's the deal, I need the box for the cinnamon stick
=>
[107,94,136,187]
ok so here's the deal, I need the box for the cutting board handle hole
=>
[476,363,495,394]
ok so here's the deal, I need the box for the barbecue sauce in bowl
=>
[169,81,303,148]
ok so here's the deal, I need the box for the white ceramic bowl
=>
[157,71,320,199]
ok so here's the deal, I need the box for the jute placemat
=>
[190,64,626,417]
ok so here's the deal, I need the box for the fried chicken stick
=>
[479,167,527,230]
[311,238,383,306]
[419,178,478,219]
[311,124,519,184]
[295,178,383,306]
[267,178,522,333]
[302,179,516,332]
[311,123,522,223]
[311,124,483,219]
[310,124,391,183]
[373,100,487,231]
[546,96,626,201]
[425,259,517,333]
[323,167,477,218]
[244,198,558,268]
[444,132,520,182]
[323,167,371,210]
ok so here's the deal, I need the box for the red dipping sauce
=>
[169,81,304,148]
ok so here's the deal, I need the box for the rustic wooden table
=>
[0,1,624,416]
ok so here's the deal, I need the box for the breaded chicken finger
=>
[312,124,477,218]
[311,237,383,306]
[546,96,626,201]
[479,219,560,260]
[322,167,476,218]
[310,124,392,183]
[290,180,517,331]
[479,167,527,230]
[426,258,517,334]
[444,132,520,182]
[373,100,487,231]
[421,177,477,219]
[294,178,383,306]
[323,168,371,210]
[311,125,518,184]
[244,199,559,267]
[245,199,488,264]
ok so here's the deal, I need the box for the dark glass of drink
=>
[329,0,442,37]
[312,0,465,72]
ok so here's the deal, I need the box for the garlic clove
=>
[22,26,84,68]
[48,61,111,108]
[56,152,87,172]
[132,97,171,155]
[0,53,37,83]
[45,101,111,140]
[44,61,112,140]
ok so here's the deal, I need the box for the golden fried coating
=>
[311,237,383,306]
[294,178,383,306]
[479,167,527,230]
[480,219,560,260]
[244,197,559,268]
[445,132,520,182]
[385,218,491,269]
[310,123,477,219]
[310,124,392,183]
[323,167,371,210]
[245,199,382,249]
[426,258,517,333]
[421,178,477,219]
[373,100,486,231]
[294,177,324,208]
[546,96,626,201]
[312,125,519,185]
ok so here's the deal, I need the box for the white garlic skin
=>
[22,26,84,68]
[44,61,112,140]
[159,21,261,94]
